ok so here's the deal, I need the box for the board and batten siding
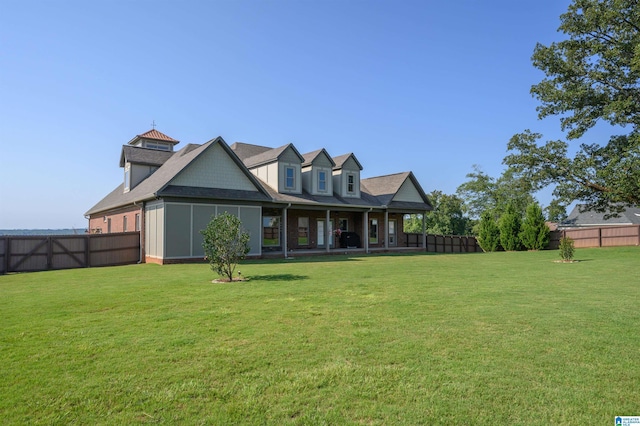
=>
[161,202,261,259]
[145,202,165,259]
[393,179,424,203]
[250,162,278,191]
[171,143,258,191]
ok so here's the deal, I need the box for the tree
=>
[520,202,550,250]
[505,0,640,213]
[424,190,472,235]
[545,198,568,222]
[499,203,522,251]
[201,212,250,282]
[476,210,501,252]
[456,166,535,220]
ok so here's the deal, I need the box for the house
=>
[86,129,433,264]
[559,204,640,229]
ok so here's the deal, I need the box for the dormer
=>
[120,129,178,192]
[127,129,180,152]
[332,153,363,198]
[301,149,336,196]
[243,143,304,194]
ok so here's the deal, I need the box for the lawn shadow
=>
[247,274,309,282]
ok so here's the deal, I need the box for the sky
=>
[0,0,607,229]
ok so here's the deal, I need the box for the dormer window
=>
[124,164,131,192]
[347,174,355,193]
[318,170,327,192]
[145,141,171,151]
[285,167,295,190]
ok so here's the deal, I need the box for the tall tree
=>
[505,0,640,212]
[476,210,501,252]
[457,166,535,220]
[499,203,522,251]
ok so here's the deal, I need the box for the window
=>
[339,218,348,231]
[123,215,128,232]
[135,214,141,231]
[263,216,281,246]
[347,174,355,193]
[145,142,170,151]
[318,170,327,192]
[369,218,378,244]
[298,217,309,245]
[285,167,295,190]
[124,165,131,192]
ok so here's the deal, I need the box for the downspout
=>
[283,203,291,258]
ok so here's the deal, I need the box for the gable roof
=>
[119,145,175,168]
[127,129,180,145]
[332,153,363,171]
[301,148,336,167]
[243,143,305,168]
[86,137,270,215]
[560,205,640,228]
[361,172,432,210]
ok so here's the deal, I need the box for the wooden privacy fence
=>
[0,232,140,274]
[406,233,480,253]
[549,225,640,249]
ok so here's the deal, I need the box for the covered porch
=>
[260,204,428,258]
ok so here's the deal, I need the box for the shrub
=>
[499,203,522,251]
[520,202,550,250]
[558,236,575,262]
[477,211,501,252]
[201,212,250,281]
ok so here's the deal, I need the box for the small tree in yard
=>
[520,202,550,250]
[558,236,575,262]
[477,211,501,252]
[201,212,250,282]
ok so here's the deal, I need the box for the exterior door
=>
[317,219,334,248]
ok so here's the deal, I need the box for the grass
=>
[1,247,639,424]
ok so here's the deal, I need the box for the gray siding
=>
[394,179,424,203]
[161,202,261,259]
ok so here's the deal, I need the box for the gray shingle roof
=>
[243,143,305,168]
[230,142,273,161]
[361,172,432,211]
[560,205,640,227]
[86,138,270,215]
[119,145,174,167]
[301,148,336,167]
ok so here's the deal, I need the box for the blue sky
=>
[1,0,600,229]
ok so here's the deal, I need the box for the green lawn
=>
[1,248,639,424]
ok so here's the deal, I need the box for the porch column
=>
[283,205,288,258]
[422,211,427,251]
[326,209,331,253]
[384,210,389,250]
[364,210,369,254]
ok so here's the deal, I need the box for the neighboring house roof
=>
[127,129,180,145]
[243,143,305,168]
[361,172,432,211]
[559,205,640,228]
[86,137,270,215]
[301,149,336,167]
[230,142,273,161]
[332,153,363,171]
[119,145,174,167]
